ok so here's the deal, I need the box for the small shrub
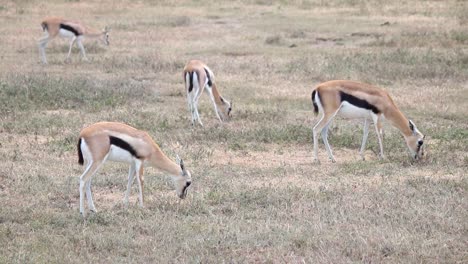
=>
[164,16,191,27]
[265,35,282,45]
[451,30,468,44]
[289,30,306,39]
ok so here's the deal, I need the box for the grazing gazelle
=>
[183,60,232,126]
[77,122,192,216]
[38,17,109,64]
[311,80,425,163]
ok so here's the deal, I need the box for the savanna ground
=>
[0,0,467,262]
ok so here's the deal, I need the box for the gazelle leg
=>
[189,93,197,126]
[134,160,144,207]
[321,122,335,162]
[313,108,340,163]
[193,101,203,126]
[85,178,97,213]
[190,103,196,126]
[190,72,204,126]
[205,86,223,122]
[79,159,105,216]
[191,104,196,126]
[372,114,385,159]
[359,119,371,160]
[138,163,144,205]
[313,112,337,163]
[124,162,136,207]
[186,81,195,126]
[193,90,204,126]
[76,36,88,61]
[79,162,93,216]
[65,36,77,63]
[312,113,325,164]
[38,34,50,64]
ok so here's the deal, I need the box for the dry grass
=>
[0,0,467,263]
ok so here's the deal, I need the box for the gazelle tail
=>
[77,138,84,165]
[311,89,320,115]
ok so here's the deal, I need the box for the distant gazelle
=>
[38,17,109,64]
[77,122,192,216]
[311,80,425,163]
[183,60,232,126]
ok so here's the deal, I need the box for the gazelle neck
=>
[149,143,181,176]
[84,27,104,38]
[386,107,412,137]
[211,83,224,106]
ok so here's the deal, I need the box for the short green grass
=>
[0,0,467,262]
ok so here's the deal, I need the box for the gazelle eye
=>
[418,140,423,146]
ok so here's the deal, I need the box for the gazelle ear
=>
[176,155,185,172]
[180,159,185,172]
[409,120,417,134]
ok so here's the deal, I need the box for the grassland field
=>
[0,0,467,263]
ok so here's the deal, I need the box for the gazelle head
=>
[218,97,232,121]
[405,120,425,160]
[101,26,110,46]
[174,155,192,199]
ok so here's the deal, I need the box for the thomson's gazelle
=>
[183,60,232,126]
[77,122,192,216]
[38,17,109,64]
[311,80,425,163]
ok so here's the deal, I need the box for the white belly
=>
[107,145,134,163]
[58,29,76,38]
[339,101,372,119]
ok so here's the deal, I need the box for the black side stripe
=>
[188,72,194,93]
[109,136,141,158]
[204,68,212,87]
[340,91,380,114]
[59,23,81,36]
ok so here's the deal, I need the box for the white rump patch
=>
[80,139,93,164]
[192,71,200,93]
[314,91,323,113]
[185,72,191,92]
